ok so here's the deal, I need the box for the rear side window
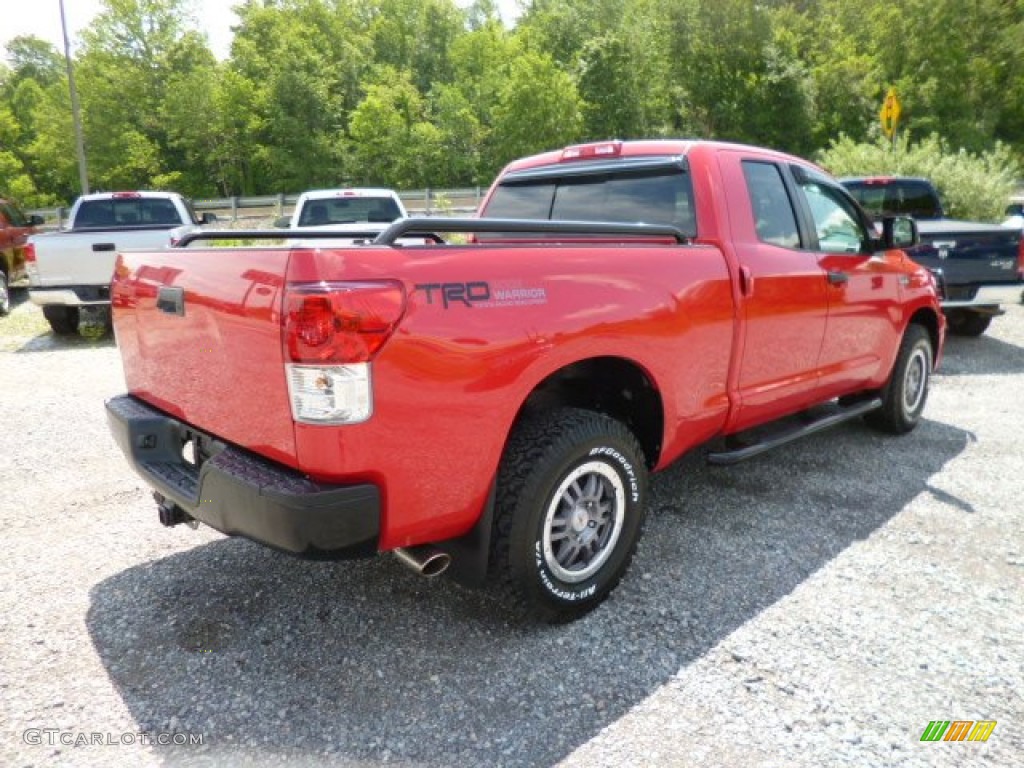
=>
[484,170,696,237]
[742,161,801,249]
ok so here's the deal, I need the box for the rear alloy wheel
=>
[866,324,933,434]
[490,407,648,621]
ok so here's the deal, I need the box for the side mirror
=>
[28,214,45,226]
[881,215,918,249]
[200,212,218,224]
[273,216,291,229]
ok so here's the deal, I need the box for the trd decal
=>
[414,280,549,309]
[415,282,491,308]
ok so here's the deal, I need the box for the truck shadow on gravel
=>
[14,332,115,353]
[86,418,971,768]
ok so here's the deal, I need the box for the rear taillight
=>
[284,281,405,364]
[283,281,405,424]
[25,242,39,282]
[1018,236,1024,279]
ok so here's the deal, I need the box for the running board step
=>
[707,397,883,466]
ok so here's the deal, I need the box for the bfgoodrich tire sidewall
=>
[509,434,647,614]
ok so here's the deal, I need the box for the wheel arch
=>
[439,355,665,588]
[512,355,665,470]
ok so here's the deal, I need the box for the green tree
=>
[76,0,216,190]
[365,0,464,93]
[667,0,813,153]
[231,0,375,191]
[488,50,583,169]
[348,68,442,187]
[3,36,64,89]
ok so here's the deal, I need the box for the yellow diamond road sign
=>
[881,88,901,139]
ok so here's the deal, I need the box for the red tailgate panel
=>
[112,248,298,467]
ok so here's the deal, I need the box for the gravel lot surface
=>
[1,292,1021,767]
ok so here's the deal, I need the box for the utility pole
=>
[59,0,89,194]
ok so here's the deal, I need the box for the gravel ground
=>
[1,291,1021,768]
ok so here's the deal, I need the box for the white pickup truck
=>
[275,188,407,243]
[26,191,213,335]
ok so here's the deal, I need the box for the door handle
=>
[827,270,848,285]
[92,242,116,252]
[157,286,185,316]
[739,265,754,297]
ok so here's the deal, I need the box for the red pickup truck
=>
[105,140,944,620]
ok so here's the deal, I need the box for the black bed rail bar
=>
[172,217,690,248]
[374,217,689,244]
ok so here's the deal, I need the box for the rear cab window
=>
[482,157,697,238]
[75,197,184,228]
[298,197,402,226]
[842,179,941,219]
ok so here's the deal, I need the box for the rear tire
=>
[946,309,991,337]
[866,324,933,434]
[489,408,648,622]
[42,305,79,335]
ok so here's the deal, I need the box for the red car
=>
[0,197,43,315]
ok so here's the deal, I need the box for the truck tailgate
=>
[112,247,297,466]
[31,228,179,286]
[913,220,1021,285]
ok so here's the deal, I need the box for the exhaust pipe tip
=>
[394,545,452,578]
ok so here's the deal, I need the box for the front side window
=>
[799,182,869,254]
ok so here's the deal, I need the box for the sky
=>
[0,0,521,63]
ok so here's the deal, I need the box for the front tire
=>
[490,408,648,621]
[866,324,933,434]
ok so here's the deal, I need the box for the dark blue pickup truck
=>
[842,176,1023,336]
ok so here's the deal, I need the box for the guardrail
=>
[28,187,486,229]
